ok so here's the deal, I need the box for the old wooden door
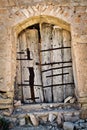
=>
[16,23,75,103]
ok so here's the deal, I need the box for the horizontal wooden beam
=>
[40,47,71,52]
[19,83,74,88]
[42,65,72,72]
[43,83,74,88]
[18,84,42,87]
[36,61,72,66]
[46,73,69,78]
[17,59,33,60]
[17,52,25,54]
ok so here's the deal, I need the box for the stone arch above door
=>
[13,15,70,35]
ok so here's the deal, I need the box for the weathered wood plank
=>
[20,31,31,103]
[40,23,53,102]
[52,28,64,102]
[63,30,74,99]
[26,29,43,103]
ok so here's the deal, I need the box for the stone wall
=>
[0,0,87,109]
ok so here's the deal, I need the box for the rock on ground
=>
[11,125,62,130]
[63,122,75,130]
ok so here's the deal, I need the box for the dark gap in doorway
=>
[27,67,35,102]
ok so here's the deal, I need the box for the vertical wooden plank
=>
[63,30,74,99]
[20,31,31,103]
[40,23,53,103]
[52,27,64,102]
[26,29,43,103]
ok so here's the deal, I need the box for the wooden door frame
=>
[13,15,76,104]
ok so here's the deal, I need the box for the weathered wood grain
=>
[52,28,64,102]
[26,29,43,103]
[20,31,31,103]
[63,30,74,99]
[40,23,53,102]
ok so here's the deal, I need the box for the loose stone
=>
[29,114,39,126]
[63,122,75,130]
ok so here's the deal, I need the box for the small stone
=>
[79,119,85,123]
[18,114,26,118]
[64,96,73,103]
[64,115,79,122]
[19,118,25,126]
[40,115,48,122]
[50,104,53,108]
[16,108,22,112]
[48,113,56,122]
[3,111,11,116]
[29,114,39,126]
[9,108,13,114]
[11,118,17,123]
[70,98,76,103]
[63,122,75,130]
[74,123,81,130]
[14,100,17,104]
[9,122,14,129]
[3,108,13,116]
[57,113,64,127]
[80,122,85,128]
[14,100,21,107]
[25,115,32,126]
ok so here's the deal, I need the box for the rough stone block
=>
[48,113,56,122]
[80,110,87,119]
[29,114,39,126]
[19,118,25,126]
[0,99,12,104]
[63,122,75,130]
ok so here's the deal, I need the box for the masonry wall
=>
[0,0,87,109]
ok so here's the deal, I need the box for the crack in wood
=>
[26,48,32,60]
[28,67,35,102]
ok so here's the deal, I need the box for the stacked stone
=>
[5,110,87,130]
